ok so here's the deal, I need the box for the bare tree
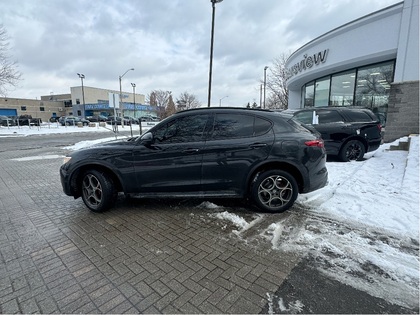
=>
[146,90,173,118]
[165,94,177,118]
[0,25,21,96]
[264,53,290,109]
[176,91,202,110]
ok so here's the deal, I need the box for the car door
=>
[309,109,351,155]
[132,113,209,193]
[201,113,274,195]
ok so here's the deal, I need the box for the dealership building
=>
[285,0,419,142]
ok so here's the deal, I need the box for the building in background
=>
[285,0,419,142]
[0,86,156,122]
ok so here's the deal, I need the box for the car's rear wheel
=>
[251,170,298,213]
[339,140,365,161]
[81,170,117,212]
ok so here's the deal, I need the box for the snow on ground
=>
[206,135,420,309]
[0,122,145,137]
[3,124,419,309]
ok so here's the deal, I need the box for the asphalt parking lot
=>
[0,132,416,314]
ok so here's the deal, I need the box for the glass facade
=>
[302,60,395,125]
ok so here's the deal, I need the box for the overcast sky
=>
[1,0,400,106]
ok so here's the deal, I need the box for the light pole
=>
[119,68,134,121]
[263,66,268,109]
[131,82,141,135]
[77,73,85,117]
[207,0,223,107]
[219,95,228,107]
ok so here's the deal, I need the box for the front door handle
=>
[250,143,267,149]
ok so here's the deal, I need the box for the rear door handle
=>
[250,143,267,149]
[182,148,200,153]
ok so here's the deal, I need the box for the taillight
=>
[377,123,382,132]
[305,139,324,148]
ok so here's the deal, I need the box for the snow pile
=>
[208,135,419,309]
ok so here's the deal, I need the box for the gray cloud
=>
[0,0,400,105]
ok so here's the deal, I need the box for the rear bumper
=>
[367,138,382,152]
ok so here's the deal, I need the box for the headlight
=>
[63,156,72,164]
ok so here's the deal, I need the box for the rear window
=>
[317,110,344,124]
[285,117,313,134]
[347,110,376,122]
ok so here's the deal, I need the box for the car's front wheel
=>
[251,170,298,213]
[339,140,365,161]
[81,170,117,212]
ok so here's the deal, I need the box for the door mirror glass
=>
[140,132,153,145]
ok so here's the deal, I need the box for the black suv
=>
[287,107,382,161]
[60,108,328,213]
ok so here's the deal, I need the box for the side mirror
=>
[140,132,153,146]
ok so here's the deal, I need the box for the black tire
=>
[251,169,298,213]
[81,170,117,212]
[339,140,365,162]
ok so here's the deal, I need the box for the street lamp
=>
[263,66,268,109]
[131,82,141,135]
[219,95,228,107]
[207,0,223,107]
[77,73,85,117]
[119,68,134,120]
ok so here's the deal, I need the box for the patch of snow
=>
[12,154,64,161]
[208,135,419,309]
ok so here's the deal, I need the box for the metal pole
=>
[263,66,268,109]
[260,84,262,108]
[207,2,216,107]
[219,95,228,107]
[207,0,223,107]
[77,73,85,117]
[119,68,134,126]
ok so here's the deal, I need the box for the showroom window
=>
[304,82,315,107]
[330,70,356,106]
[301,60,395,125]
[314,77,330,107]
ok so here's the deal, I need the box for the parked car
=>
[141,115,159,122]
[59,116,89,126]
[285,107,382,161]
[49,116,61,123]
[18,114,42,126]
[60,107,328,213]
[123,116,139,124]
[86,115,108,122]
[106,116,131,125]
[0,115,17,127]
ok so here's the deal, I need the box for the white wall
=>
[285,1,420,109]
[394,0,419,82]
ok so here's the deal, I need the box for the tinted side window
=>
[317,110,344,124]
[211,114,254,139]
[347,111,375,122]
[153,114,208,143]
[254,117,272,136]
[293,111,314,124]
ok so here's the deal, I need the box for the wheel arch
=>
[340,136,368,153]
[69,164,124,198]
[247,161,306,194]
